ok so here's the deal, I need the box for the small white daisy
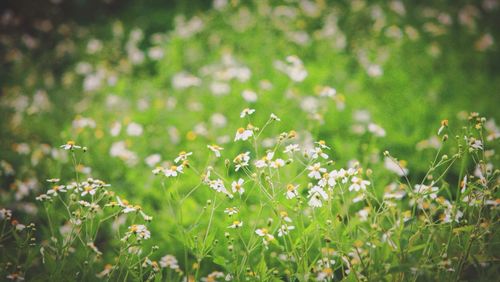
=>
[234,127,253,141]
[207,144,224,157]
[240,108,255,118]
[231,178,245,195]
[228,220,243,228]
[164,165,183,177]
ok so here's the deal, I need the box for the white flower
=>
[210,113,227,128]
[468,138,483,150]
[307,163,326,179]
[241,89,258,102]
[72,117,96,129]
[110,122,122,136]
[314,140,331,149]
[327,171,339,187]
[270,159,285,169]
[172,72,201,89]
[309,147,329,159]
[126,122,143,136]
[228,220,243,228]
[255,228,275,243]
[348,177,371,192]
[318,174,329,187]
[357,208,370,221]
[257,151,274,168]
[47,185,67,196]
[60,141,81,150]
[109,141,138,166]
[274,55,308,82]
[231,178,245,195]
[279,211,292,223]
[209,179,233,198]
[240,108,255,118]
[270,113,280,121]
[353,194,366,203]
[233,152,250,171]
[174,151,192,163]
[368,123,386,137]
[284,144,300,154]
[414,182,439,199]
[164,165,183,177]
[224,207,239,216]
[160,255,179,269]
[254,159,267,168]
[145,154,161,167]
[126,224,151,240]
[207,144,224,157]
[384,157,409,176]
[234,127,253,141]
[122,205,137,213]
[319,86,336,97]
[278,224,295,237]
[152,166,164,175]
[116,196,139,213]
[0,209,12,221]
[443,207,463,223]
[81,185,97,197]
[14,222,26,231]
[285,184,299,199]
[308,186,328,208]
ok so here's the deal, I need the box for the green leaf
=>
[408,243,426,253]
[213,255,227,267]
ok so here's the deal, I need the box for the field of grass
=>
[0,0,499,281]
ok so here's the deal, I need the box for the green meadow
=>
[0,0,499,281]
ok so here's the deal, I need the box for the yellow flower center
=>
[237,128,245,134]
[323,267,333,275]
